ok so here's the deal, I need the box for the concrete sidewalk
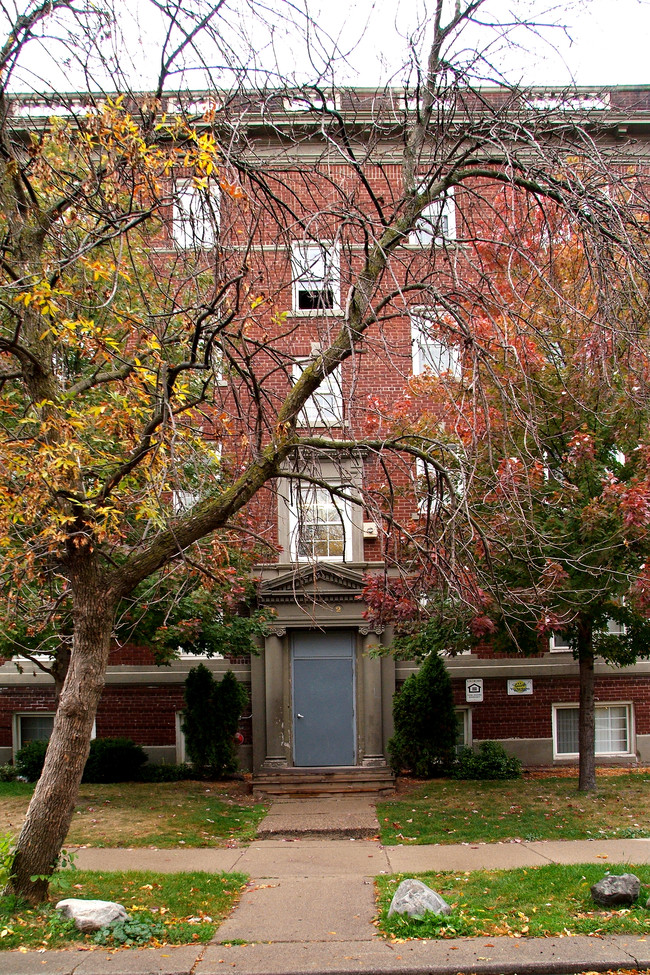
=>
[2,797,650,975]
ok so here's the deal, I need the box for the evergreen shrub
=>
[388,651,458,776]
[452,740,522,779]
[182,665,248,778]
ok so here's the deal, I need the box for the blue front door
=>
[292,630,356,767]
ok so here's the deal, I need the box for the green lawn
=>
[376,862,650,940]
[0,870,246,950]
[377,773,650,845]
[0,780,267,848]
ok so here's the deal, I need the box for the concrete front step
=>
[254,796,381,839]
[252,765,394,798]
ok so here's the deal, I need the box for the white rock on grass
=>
[388,878,451,919]
[56,898,129,933]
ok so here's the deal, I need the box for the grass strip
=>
[376,862,650,940]
[0,781,268,848]
[378,773,650,845]
[0,869,246,950]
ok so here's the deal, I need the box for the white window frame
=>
[549,633,571,652]
[455,707,472,752]
[550,617,626,652]
[288,483,354,563]
[172,181,220,249]
[291,241,340,313]
[13,713,96,757]
[410,186,456,246]
[292,360,343,427]
[552,702,634,759]
[411,310,461,378]
[175,711,187,763]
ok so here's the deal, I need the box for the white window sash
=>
[552,703,632,758]
[291,241,340,312]
[173,182,220,249]
[292,360,343,426]
[410,187,456,246]
[288,484,353,562]
[411,311,461,378]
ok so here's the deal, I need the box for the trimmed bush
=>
[388,652,458,776]
[182,665,248,778]
[82,737,148,783]
[15,739,48,781]
[0,763,18,782]
[452,740,522,780]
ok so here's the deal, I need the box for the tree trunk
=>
[7,574,115,904]
[577,619,596,793]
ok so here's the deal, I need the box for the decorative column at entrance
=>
[261,627,288,768]
[360,626,386,766]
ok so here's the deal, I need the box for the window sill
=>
[287,309,344,318]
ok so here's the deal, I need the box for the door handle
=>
[297,713,304,719]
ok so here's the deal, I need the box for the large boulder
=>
[591,874,641,907]
[388,878,451,919]
[56,898,129,933]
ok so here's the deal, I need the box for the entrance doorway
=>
[292,630,356,766]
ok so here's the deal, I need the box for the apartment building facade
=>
[2,85,650,784]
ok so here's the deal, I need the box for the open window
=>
[410,187,456,246]
[291,241,340,312]
[173,181,220,249]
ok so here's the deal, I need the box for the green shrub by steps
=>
[452,740,522,780]
[388,652,458,776]
[182,666,248,779]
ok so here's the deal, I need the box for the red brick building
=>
[2,85,650,787]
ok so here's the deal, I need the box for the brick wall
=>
[0,682,253,751]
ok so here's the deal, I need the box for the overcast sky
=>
[7,0,650,94]
[322,0,650,88]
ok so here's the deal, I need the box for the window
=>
[172,490,199,514]
[289,484,353,562]
[15,713,54,750]
[172,182,220,249]
[410,188,456,246]
[411,311,461,378]
[291,241,340,312]
[455,708,471,752]
[550,617,626,652]
[552,703,632,758]
[549,633,571,652]
[292,360,343,426]
[13,713,96,755]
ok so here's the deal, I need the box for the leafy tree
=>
[366,231,650,792]
[2,0,650,902]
